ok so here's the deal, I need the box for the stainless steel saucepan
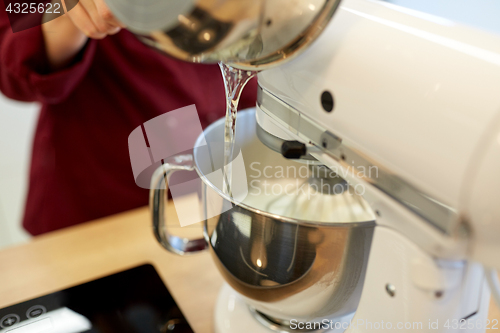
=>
[104,0,342,70]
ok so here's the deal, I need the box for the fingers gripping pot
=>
[150,109,375,321]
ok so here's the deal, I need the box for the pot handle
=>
[150,154,208,255]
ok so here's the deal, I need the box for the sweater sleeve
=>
[0,9,96,104]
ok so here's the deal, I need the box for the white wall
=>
[0,94,39,249]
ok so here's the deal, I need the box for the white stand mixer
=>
[245,0,500,330]
[107,0,500,331]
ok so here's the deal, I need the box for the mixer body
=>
[138,0,500,330]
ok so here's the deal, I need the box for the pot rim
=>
[194,108,376,228]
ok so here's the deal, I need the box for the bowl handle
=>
[150,154,208,255]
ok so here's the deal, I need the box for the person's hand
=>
[41,0,124,70]
[61,0,124,39]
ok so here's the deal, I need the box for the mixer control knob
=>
[281,141,307,159]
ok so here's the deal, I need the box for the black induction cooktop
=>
[0,264,193,333]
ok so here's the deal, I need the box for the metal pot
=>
[104,0,341,70]
[150,108,375,322]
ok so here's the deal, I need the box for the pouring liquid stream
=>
[219,63,257,198]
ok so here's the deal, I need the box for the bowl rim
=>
[194,108,376,228]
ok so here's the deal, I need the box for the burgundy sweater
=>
[0,10,257,235]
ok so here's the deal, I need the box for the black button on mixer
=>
[281,141,307,159]
[321,90,334,112]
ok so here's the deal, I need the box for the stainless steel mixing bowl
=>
[150,109,375,322]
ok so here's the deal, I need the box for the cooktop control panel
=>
[0,264,193,333]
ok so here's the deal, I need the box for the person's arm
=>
[42,0,123,70]
[0,0,123,103]
[41,14,88,71]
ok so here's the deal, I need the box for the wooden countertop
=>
[0,205,223,333]
[0,204,498,332]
